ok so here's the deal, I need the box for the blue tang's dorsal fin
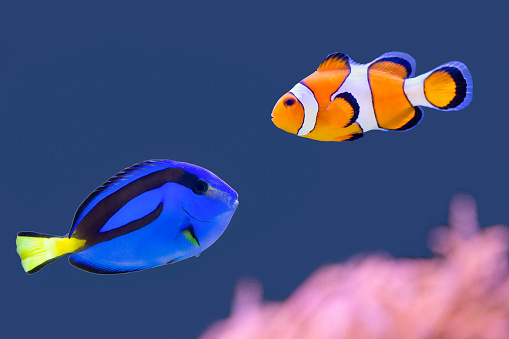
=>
[68,160,177,237]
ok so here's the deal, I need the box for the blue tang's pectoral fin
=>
[161,225,202,264]
[181,226,200,247]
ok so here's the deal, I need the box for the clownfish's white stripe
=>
[290,82,319,136]
[403,71,433,108]
[331,64,381,132]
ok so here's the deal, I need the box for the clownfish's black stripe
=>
[70,167,199,241]
[335,92,359,127]
[375,57,413,78]
[395,107,423,131]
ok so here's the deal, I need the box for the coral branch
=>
[199,194,509,339]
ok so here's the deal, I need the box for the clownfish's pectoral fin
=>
[324,92,360,129]
[369,52,416,78]
[317,52,352,72]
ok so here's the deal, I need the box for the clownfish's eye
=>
[192,179,209,195]
[284,98,295,106]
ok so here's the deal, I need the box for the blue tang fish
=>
[16,160,239,274]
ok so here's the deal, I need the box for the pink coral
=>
[199,194,509,339]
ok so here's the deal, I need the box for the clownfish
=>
[271,52,473,142]
[16,160,239,274]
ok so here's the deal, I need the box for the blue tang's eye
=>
[284,98,295,106]
[192,179,209,195]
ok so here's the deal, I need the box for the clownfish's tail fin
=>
[16,232,85,274]
[404,61,473,111]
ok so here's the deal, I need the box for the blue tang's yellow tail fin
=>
[16,232,85,274]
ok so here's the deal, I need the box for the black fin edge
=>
[69,256,144,275]
[434,66,467,109]
[346,132,364,141]
[167,256,185,264]
[18,232,54,238]
[320,52,350,69]
[335,92,360,127]
[27,256,63,274]
[372,57,413,78]
[395,107,423,131]
[182,225,200,247]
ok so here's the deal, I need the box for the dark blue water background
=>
[1,1,507,338]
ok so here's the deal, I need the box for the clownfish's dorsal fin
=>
[317,52,351,72]
[368,52,416,79]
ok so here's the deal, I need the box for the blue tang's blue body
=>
[16,160,239,274]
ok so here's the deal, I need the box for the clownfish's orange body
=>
[271,52,473,142]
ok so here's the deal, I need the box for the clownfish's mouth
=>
[181,203,210,222]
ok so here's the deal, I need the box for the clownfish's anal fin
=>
[334,131,364,142]
[318,52,351,72]
[369,52,416,79]
[331,122,364,142]
[325,92,360,128]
